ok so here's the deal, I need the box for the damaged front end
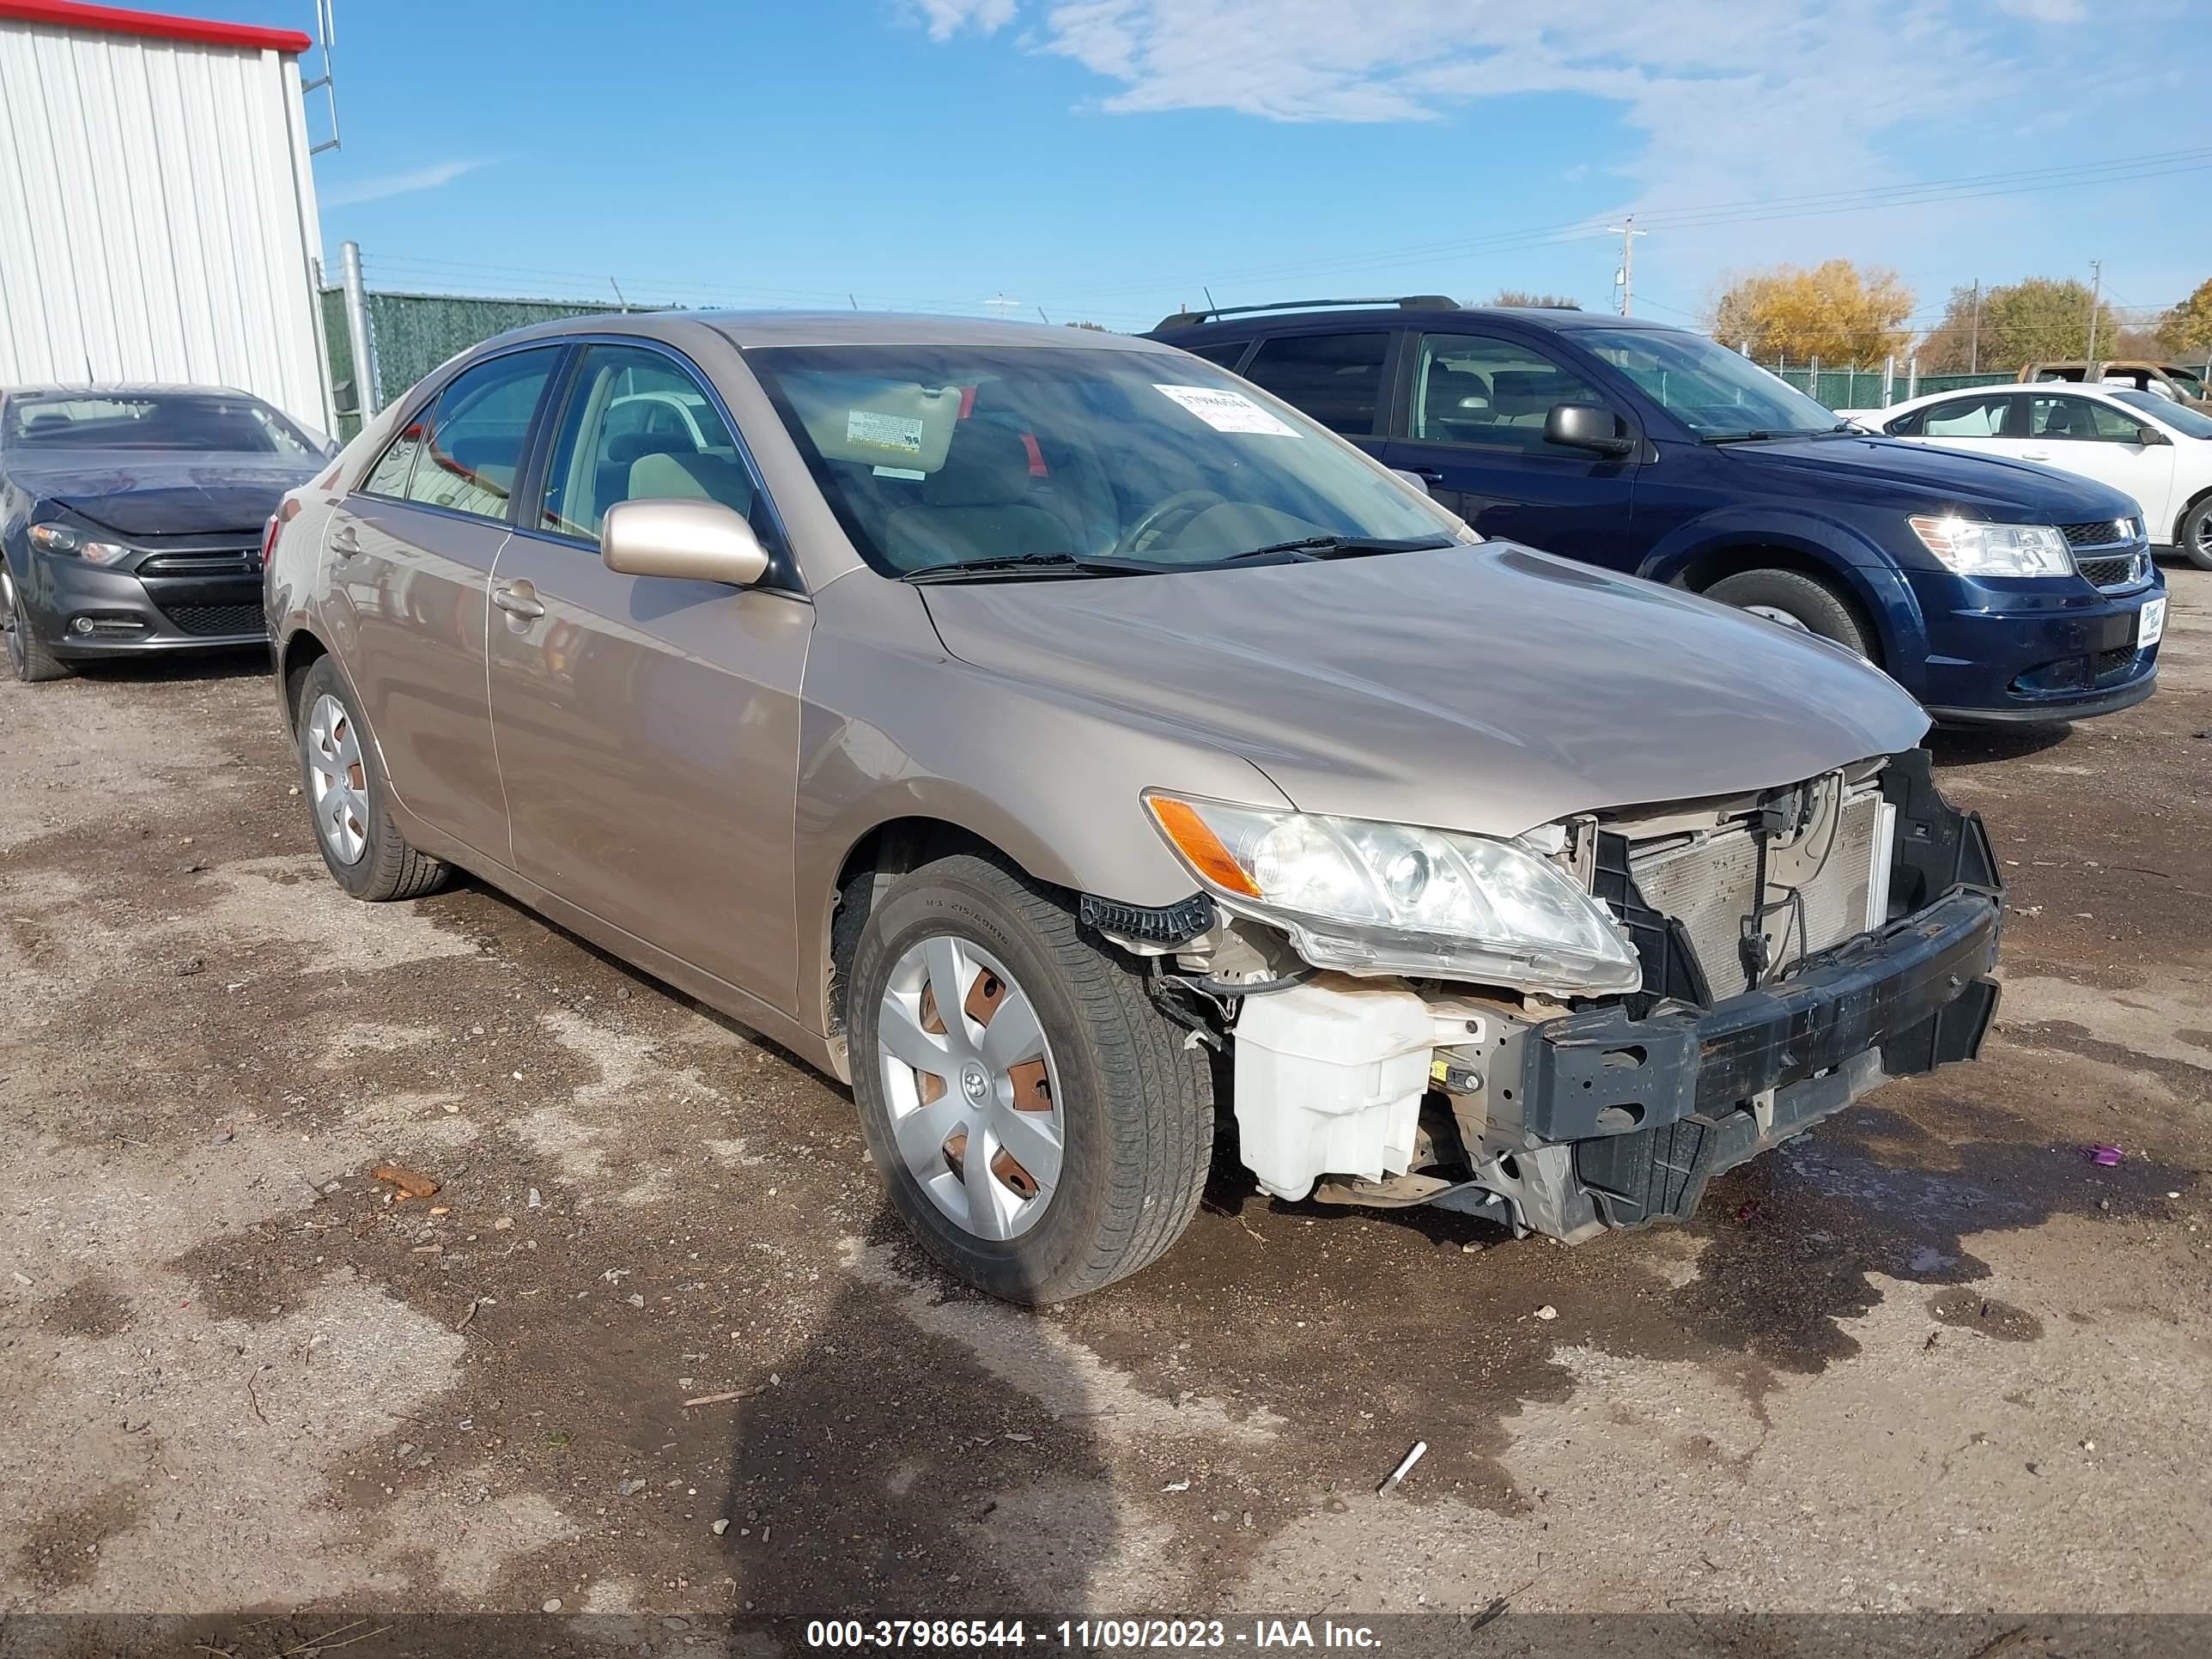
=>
[1097,749,2002,1243]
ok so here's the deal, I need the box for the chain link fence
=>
[1759,364,2016,411]
[320,287,633,435]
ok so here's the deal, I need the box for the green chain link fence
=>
[320,289,643,436]
[1765,366,2018,410]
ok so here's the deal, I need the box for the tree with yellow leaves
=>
[2163,276,2212,359]
[1710,261,1916,368]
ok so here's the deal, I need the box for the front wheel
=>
[2177,496,2212,573]
[1705,567,1875,659]
[3,561,72,683]
[848,854,1212,1304]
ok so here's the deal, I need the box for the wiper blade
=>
[903,552,1159,583]
[1699,429,1801,445]
[1217,533,1456,563]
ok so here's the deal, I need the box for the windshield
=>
[2113,387,2212,439]
[1579,329,1841,439]
[745,343,1459,577]
[2,392,319,455]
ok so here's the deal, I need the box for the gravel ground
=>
[3,567,2209,1638]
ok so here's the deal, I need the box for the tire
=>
[1705,567,1875,658]
[2177,495,2212,573]
[849,853,1212,1304]
[294,656,448,902]
[3,560,73,684]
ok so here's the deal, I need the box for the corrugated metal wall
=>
[0,16,332,432]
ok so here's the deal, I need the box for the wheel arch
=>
[1643,520,1917,673]
[276,625,330,738]
[2172,483,2212,549]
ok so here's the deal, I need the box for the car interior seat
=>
[883,422,1073,571]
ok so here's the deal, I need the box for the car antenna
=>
[1204,285,1219,315]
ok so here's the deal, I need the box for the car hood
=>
[15,451,321,536]
[1716,433,2139,520]
[920,544,1929,837]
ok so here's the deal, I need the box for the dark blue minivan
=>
[1147,301,2166,723]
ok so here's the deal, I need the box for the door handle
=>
[2021,448,2051,459]
[1407,465,1446,480]
[329,523,360,558]
[492,581,544,621]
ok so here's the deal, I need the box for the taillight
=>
[262,514,282,566]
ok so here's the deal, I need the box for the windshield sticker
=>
[872,465,926,481]
[846,409,925,453]
[1153,384,1298,437]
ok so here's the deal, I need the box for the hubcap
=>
[1742,602,1813,635]
[304,692,371,866]
[877,935,1064,1242]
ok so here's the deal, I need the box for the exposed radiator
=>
[1628,783,1885,1000]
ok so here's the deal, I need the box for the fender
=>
[1636,506,1932,691]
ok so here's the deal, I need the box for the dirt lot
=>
[3,568,2209,1640]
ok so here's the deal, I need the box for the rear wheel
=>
[849,854,1212,1304]
[1706,567,1875,658]
[2178,496,2212,572]
[3,562,72,683]
[295,657,448,901]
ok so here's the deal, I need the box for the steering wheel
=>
[1116,489,1226,558]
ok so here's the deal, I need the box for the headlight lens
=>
[1146,793,1641,994]
[28,522,130,564]
[1907,514,2073,577]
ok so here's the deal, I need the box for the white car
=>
[1840,382,2212,570]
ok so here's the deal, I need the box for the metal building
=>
[0,0,334,432]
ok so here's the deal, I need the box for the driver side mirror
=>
[1544,403,1635,457]
[2135,424,2170,447]
[602,498,770,586]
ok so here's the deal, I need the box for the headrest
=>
[921,424,1036,508]
[607,431,692,467]
[629,449,752,514]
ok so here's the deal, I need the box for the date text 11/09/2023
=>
[804,1620,1383,1650]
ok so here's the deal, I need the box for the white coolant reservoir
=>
[1231,975,1435,1200]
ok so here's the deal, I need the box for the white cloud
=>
[1994,0,2085,19]
[908,0,1016,39]
[323,159,488,209]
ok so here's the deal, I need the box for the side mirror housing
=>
[602,498,770,586]
[1544,403,1634,457]
[1389,467,1431,497]
[2136,424,2170,447]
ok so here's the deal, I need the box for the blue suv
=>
[1147,300,2166,723]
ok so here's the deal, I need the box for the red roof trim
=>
[0,0,312,53]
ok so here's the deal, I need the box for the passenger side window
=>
[1913,394,2014,439]
[2081,399,2153,442]
[1239,332,1389,437]
[539,344,767,546]
[1408,332,1612,453]
[393,349,560,521]
[2027,395,2115,441]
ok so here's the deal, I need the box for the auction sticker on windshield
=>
[1154,384,1298,437]
[2139,595,2166,649]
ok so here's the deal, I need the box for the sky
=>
[220,0,2212,341]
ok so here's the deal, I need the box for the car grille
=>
[1627,787,1882,1000]
[137,547,260,578]
[2058,520,2134,549]
[161,602,266,638]
[2093,644,2140,681]
[2076,551,2148,591]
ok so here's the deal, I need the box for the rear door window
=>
[388,349,562,522]
[1905,393,2015,439]
[1239,331,1390,437]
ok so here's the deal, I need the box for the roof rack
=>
[1152,295,1459,331]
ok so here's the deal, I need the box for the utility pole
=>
[1607,216,1646,317]
[2085,259,2102,363]
[1968,278,1981,374]
[339,240,379,418]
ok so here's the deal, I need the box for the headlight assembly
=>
[1145,793,1641,995]
[1906,514,2073,578]
[28,522,130,565]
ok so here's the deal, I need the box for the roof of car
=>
[1147,301,1672,336]
[3,382,253,398]
[489,309,1180,354]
